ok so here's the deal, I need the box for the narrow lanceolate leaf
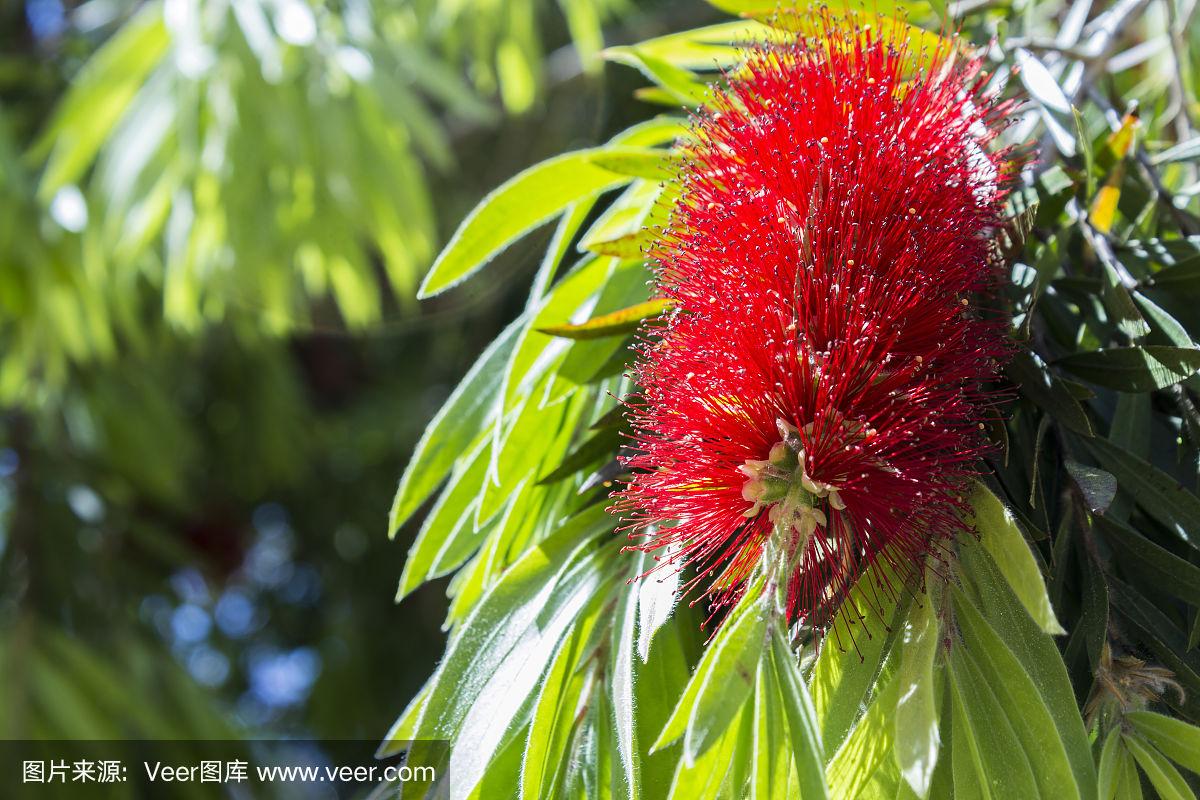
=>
[1126,711,1200,775]
[951,585,1082,799]
[417,150,636,297]
[1054,346,1200,392]
[770,630,831,800]
[810,561,903,757]
[826,667,902,800]
[1152,137,1200,165]
[588,148,681,182]
[1124,734,1197,800]
[1098,727,1123,800]
[537,299,677,340]
[389,320,522,536]
[396,437,491,599]
[1095,517,1200,606]
[894,586,942,797]
[946,644,1040,798]
[750,657,791,800]
[652,589,766,762]
[956,540,1097,798]
[1007,350,1094,436]
[1084,437,1200,550]
[521,613,600,800]
[969,483,1065,635]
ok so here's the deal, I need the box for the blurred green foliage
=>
[0,0,688,749]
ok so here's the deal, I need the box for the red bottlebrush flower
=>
[615,18,1020,628]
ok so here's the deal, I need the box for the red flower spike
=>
[613,18,1021,631]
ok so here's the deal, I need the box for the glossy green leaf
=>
[951,584,1082,799]
[771,630,831,800]
[826,666,902,799]
[956,540,1097,798]
[1065,461,1118,513]
[1055,346,1200,392]
[894,587,942,797]
[589,148,681,182]
[417,151,635,298]
[750,656,792,800]
[1098,727,1123,800]
[1127,711,1200,775]
[1096,516,1200,606]
[811,561,904,757]
[946,644,1039,798]
[1124,733,1196,800]
[1084,437,1200,550]
[970,483,1065,635]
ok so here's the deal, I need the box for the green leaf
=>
[810,561,904,757]
[1097,257,1151,339]
[1065,461,1118,513]
[667,704,747,798]
[652,587,766,762]
[770,630,831,800]
[826,667,902,800]
[521,610,601,800]
[1095,516,1200,605]
[396,436,491,600]
[1142,257,1200,296]
[949,670,990,800]
[1083,437,1200,551]
[1124,734,1197,800]
[750,656,792,800]
[578,180,664,259]
[609,550,696,800]
[956,540,1097,798]
[444,548,618,800]
[536,425,622,485]
[537,299,676,340]
[612,20,773,70]
[588,148,681,182]
[950,584,1082,799]
[894,586,942,797]
[1111,738,1145,800]
[382,505,613,754]
[1127,711,1200,775]
[35,5,170,198]
[1152,138,1200,165]
[945,644,1040,799]
[969,483,1065,635]
[417,151,635,298]
[388,319,521,536]
[1098,727,1123,800]
[1055,347,1200,392]
[1007,350,1094,436]
[604,47,712,105]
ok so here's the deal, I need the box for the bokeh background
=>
[0,0,722,743]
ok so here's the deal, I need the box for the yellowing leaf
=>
[536,298,677,340]
[1090,184,1122,233]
